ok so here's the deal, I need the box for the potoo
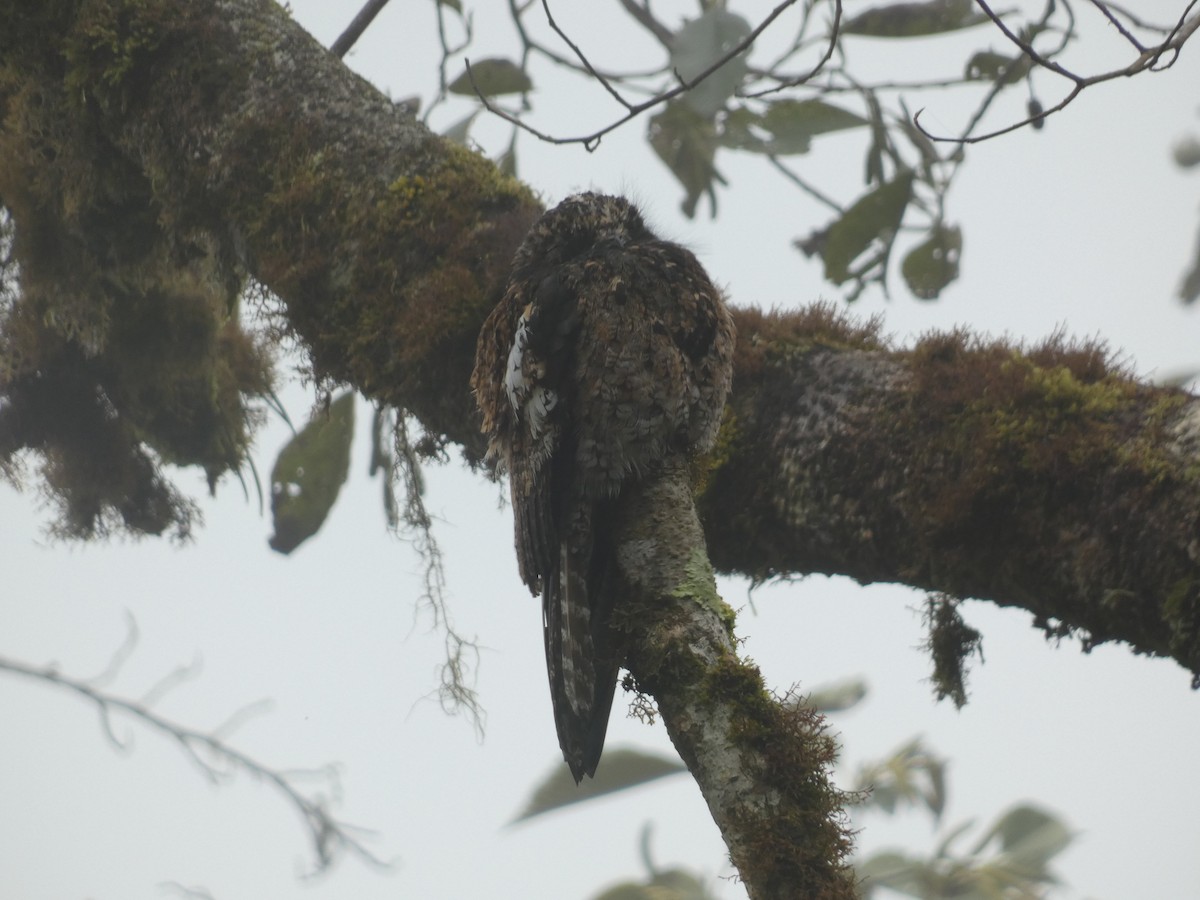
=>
[472,193,735,782]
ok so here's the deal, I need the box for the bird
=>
[471,192,735,782]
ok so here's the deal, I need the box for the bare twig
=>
[971,0,1081,85]
[617,0,675,49]
[917,0,1200,144]
[1092,0,1150,51]
[84,610,139,688]
[1092,2,1173,33]
[540,0,634,110]
[139,655,203,707]
[330,0,393,59]
[0,652,389,873]
[744,0,843,98]
[768,155,844,214]
[425,0,474,123]
[470,0,804,150]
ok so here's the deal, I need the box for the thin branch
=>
[0,653,389,873]
[424,0,474,123]
[917,0,1200,144]
[139,655,203,707]
[1092,2,1173,33]
[743,0,842,98]
[1091,0,1149,51]
[617,0,675,49]
[768,155,844,214]
[540,0,634,110]
[84,610,139,688]
[330,0,393,59]
[971,0,1082,85]
[508,0,670,84]
[470,0,803,150]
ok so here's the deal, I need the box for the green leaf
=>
[269,392,355,554]
[845,0,988,37]
[760,99,868,154]
[820,171,914,283]
[1157,367,1200,388]
[497,145,517,177]
[932,818,978,859]
[590,885,656,900]
[670,9,752,117]
[649,100,726,218]
[449,58,532,97]
[855,850,928,897]
[973,804,1074,868]
[591,867,714,900]
[440,109,479,145]
[436,0,462,13]
[902,224,962,299]
[965,50,1032,84]
[510,748,687,823]
[1173,136,1200,168]
[803,677,868,712]
[716,105,767,152]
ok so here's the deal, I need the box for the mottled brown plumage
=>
[471,193,734,782]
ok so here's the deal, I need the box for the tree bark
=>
[616,461,856,899]
[4,0,1200,894]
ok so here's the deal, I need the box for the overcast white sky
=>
[4,2,1200,899]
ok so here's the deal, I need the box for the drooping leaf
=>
[717,105,768,152]
[970,804,1074,869]
[510,748,687,823]
[845,0,988,37]
[497,145,517,177]
[1158,367,1200,388]
[1173,136,1200,168]
[440,109,479,145]
[1028,96,1046,130]
[437,0,462,13]
[760,98,868,154]
[802,677,869,712]
[649,100,726,218]
[269,392,355,554]
[591,868,714,900]
[902,224,962,299]
[965,50,1032,84]
[590,885,656,900]
[1180,224,1200,303]
[670,9,752,117]
[855,850,929,897]
[931,818,978,859]
[646,868,713,900]
[820,170,915,284]
[449,57,532,98]
[853,736,949,820]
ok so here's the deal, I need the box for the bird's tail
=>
[543,529,618,783]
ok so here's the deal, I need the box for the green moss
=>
[692,406,739,498]
[922,593,982,709]
[903,331,1194,538]
[731,301,888,378]
[670,546,737,632]
[702,654,855,897]
[0,1,274,537]
[64,0,162,94]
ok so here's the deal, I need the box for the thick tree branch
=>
[5,0,1200,891]
[614,461,856,900]
[699,307,1200,682]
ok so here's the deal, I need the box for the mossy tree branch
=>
[615,462,857,899]
[700,307,1200,683]
[3,0,1200,892]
